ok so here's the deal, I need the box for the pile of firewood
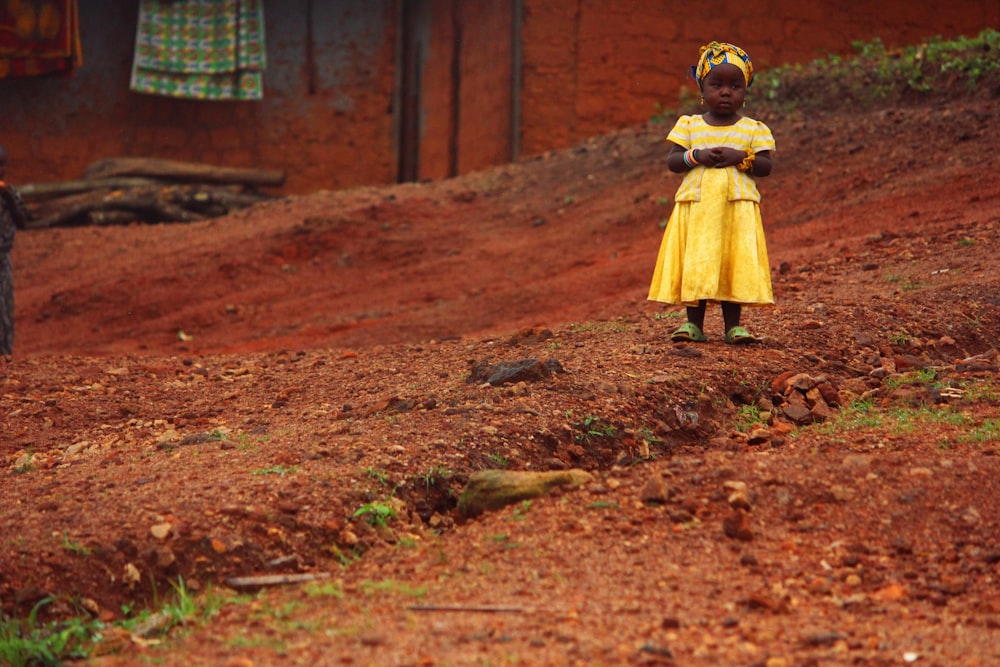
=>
[20,157,285,229]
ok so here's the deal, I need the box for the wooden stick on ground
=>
[226,572,332,590]
[407,604,526,613]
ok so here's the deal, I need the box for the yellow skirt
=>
[648,168,773,306]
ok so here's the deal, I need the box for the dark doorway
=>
[396,0,520,183]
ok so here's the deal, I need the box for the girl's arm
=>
[751,150,773,177]
[667,142,702,174]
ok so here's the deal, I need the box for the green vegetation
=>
[884,368,941,391]
[418,465,453,489]
[888,328,912,345]
[735,404,766,433]
[251,465,297,476]
[962,418,1000,444]
[360,579,427,598]
[59,533,92,557]
[654,29,1000,121]
[811,399,883,438]
[486,452,510,468]
[755,29,1000,113]
[0,600,103,667]
[363,466,391,487]
[512,500,533,521]
[885,274,924,292]
[353,500,397,527]
[574,415,617,443]
[0,577,227,666]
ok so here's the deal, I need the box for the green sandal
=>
[725,325,755,345]
[671,322,707,343]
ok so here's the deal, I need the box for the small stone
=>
[961,506,982,526]
[782,403,812,424]
[123,563,141,588]
[789,373,817,392]
[723,510,753,541]
[728,491,752,511]
[770,370,799,396]
[841,454,871,469]
[64,442,87,458]
[150,523,172,540]
[639,474,669,504]
[156,429,180,444]
[829,484,856,502]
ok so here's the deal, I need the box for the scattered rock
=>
[639,474,670,504]
[466,358,566,385]
[723,509,753,541]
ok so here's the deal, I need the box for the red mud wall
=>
[0,1,995,194]
[0,1,400,195]
[519,0,1000,155]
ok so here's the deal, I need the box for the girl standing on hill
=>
[648,41,775,344]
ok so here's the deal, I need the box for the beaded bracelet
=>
[737,150,755,172]
[682,149,700,168]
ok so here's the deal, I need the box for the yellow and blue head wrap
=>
[692,41,754,88]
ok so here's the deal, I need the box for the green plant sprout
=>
[353,501,396,527]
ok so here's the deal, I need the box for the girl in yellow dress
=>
[648,41,775,344]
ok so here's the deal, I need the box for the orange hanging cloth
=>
[0,0,82,78]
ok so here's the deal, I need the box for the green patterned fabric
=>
[130,0,266,101]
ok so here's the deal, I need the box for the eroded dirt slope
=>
[1,97,999,666]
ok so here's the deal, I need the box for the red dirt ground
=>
[2,94,1000,666]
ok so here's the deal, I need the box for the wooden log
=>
[84,157,286,188]
[19,177,169,200]
[25,184,273,228]
[27,187,205,228]
[457,469,594,518]
[26,188,114,228]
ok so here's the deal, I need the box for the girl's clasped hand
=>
[695,146,747,168]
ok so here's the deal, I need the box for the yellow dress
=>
[648,114,775,306]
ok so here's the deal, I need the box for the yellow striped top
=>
[666,115,776,203]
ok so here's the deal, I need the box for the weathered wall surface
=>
[0,1,399,194]
[0,1,996,194]
[519,0,1000,155]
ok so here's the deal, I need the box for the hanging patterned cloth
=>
[130,0,266,100]
[0,0,82,79]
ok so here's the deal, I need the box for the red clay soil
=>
[2,95,1000,666]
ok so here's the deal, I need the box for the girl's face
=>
[700,63,747,117]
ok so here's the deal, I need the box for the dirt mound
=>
[2,96,1000,666]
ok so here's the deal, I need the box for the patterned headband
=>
[692,41,754,88]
